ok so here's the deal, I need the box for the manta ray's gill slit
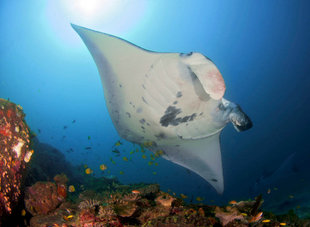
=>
[141,96,148,105]
[142,68,183,124]
[145,58,179,100]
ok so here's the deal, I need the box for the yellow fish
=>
[280,223,287,226]
[241,213,247,216]
[123,157,128,161]
[196,197,204,202]
[262,219,270,223]
[85,168,92,174]
[21,209,26,216]
[110,158,116,164]
[180,193,188,199]
[142,154,147,159]
[148,161,153,165]
[68,185,75,192]
[229,200,237,205]
[119,171,124,175]
[249,211,263,223]
[115,140,122,146]
[156,150,164,156]
[100,164,107,171]
[63,215,74,221]
[143,141,153,147]
[154,162,158,166]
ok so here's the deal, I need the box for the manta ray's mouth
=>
[229,106,253,132]
[219,98,253,132]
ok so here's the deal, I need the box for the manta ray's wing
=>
[72,24,226,193]
[154,132,224,193]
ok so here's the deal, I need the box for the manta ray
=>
[72,24,252,193]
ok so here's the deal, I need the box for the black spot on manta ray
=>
[173,101,178,105]
[160,106,181,127]
[129,101,135,108]
[176,91,182,98]
[142,96,148,104]
[125,112,131,118]
[160,106,197,127]
[155,132,166,140]
[119,84,122,87]
[211,179,218,182]
[136,107,142,113]
[142,84,146,89]
[139,119,146,124]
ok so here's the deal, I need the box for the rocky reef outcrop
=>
[0,98,33,222]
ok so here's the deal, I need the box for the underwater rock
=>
[136,183,160,198]
[215,206,245,226]
[24,137,81,187]
[0,99,33,217]
[25,181,65,216]
[114,200,138,217]
[155,192,176,208]
[54,173,68,200]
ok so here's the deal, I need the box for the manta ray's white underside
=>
[72,24,252,194]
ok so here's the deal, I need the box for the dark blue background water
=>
[1,0,309,214]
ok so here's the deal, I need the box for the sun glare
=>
[62,0,120,24]
[46,0,147,45]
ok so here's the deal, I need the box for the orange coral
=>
[57,184,67,199]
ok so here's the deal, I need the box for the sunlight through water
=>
[46,0,147,45]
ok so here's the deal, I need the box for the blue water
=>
[1,0,309,214]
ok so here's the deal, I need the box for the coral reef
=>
[24,180,310,227]
[78,199,100,210]
[0,99,33,219]
[24,181,65,216]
